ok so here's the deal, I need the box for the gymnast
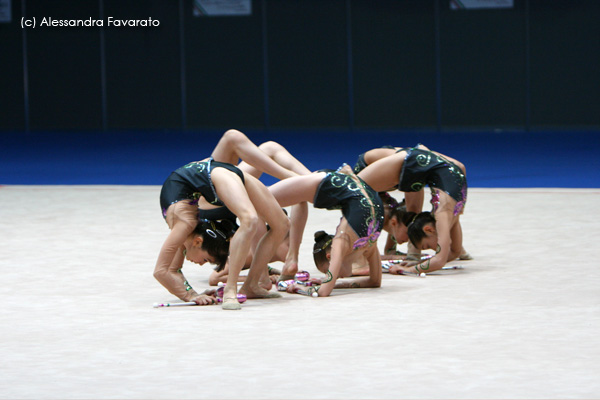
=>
[202,140,312,286]
[357,146,468,274]
[353,145,429,258]
[154,130,297,310]
[268,165,384,297]
[312,230,367,277]
[312,198,422,276]
[355,144,471,259]
[377,193,409,259]
[188,206,282,286]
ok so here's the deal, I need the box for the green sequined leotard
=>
[398,148,467,215]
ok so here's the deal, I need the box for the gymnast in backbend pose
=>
[201,141,312,287]
[354,144,472,262]
[154,130,297,310]
[353,145,428,258]
[357,146,468,275]
[268,165,385,297]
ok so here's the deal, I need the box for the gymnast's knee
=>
[257,141,280,155]
[238,213,260,235]
[223,129,247,146]
[267,213,290,237]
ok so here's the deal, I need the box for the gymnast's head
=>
[386,199,417,245]
[407,212,438,251]
[312,230,334,273]
[185,219,235,271]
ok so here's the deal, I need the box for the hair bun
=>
[218,219,237,237]
[314,230,330,242]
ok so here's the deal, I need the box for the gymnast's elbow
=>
[317,285,334,297]
[153,267,168,283]
[370,276,382,288]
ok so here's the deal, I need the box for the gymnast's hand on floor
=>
[192,293,218,305]
[399,259,419,268]
[388,265,412,275]
[285,283,301,294]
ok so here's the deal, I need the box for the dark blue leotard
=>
[313,170,384,249]
[398,148,467,215]
[352,145,397,174]
[160,158,244,218]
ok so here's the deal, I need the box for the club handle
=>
[153,302,197,308]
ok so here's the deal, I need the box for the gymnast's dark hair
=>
[389,201,416,228]
[407,212,436,247]
[313,230,334,267]
[379,192,404,222]
[194,219,236,271]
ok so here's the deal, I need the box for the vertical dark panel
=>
[440,1,527,129]
[104,0,181,130]
[184,0,264,129]
[267,0,349,128]
[0,1,25,130]
[352,0,437,129]
[26,1,102,130]
[530,0,600,128]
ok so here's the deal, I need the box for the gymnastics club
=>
[441,265,464,270]
[217,281,243,287]
[277,279,318,297]
[294,288,319,297]
[383,256,432,265]
[396,270,427,278]
[153,300,214,308]
[381,263,425,277]
[153,301,197,308]
[154,284,247,308]
[292,286,319,297]
[383,261,464,271]
[153,296,245,308]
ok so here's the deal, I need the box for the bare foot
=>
[259,272,273,291]
[279,262,299,282]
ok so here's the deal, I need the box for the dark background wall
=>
[1,0,599,132]
[1,0,599,188]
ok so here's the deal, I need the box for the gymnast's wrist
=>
[183,290,200,302]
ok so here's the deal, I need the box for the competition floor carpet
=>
[0,130,599,399]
